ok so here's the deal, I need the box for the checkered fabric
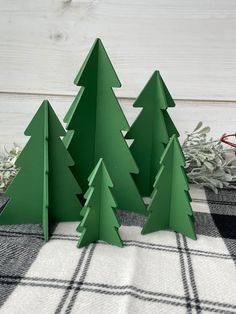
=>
[0,187,235,314]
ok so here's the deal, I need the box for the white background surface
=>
[0,0,235,147]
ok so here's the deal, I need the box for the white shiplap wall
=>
[0,0,236,100]
[0,0,236,148]
[0,93,235,149]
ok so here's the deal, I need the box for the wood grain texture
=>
[0,92,235,149]
[0,1,236,100]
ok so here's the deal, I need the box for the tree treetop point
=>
[74,38,121,88]
[133,70,175,109]
[24,99,65,137]
[160,134,185,166]
[88,158,113,189]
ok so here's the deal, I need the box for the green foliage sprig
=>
[0,144,21,192]
[183,122,236,193]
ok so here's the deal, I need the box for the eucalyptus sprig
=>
[0,144,21,192]
[183,122,236,193]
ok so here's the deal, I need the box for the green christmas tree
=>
[126,71,179,197]
[64,38,146,215]
[0,100,82,241]
[77,158,123,248]
[142,134,196,240]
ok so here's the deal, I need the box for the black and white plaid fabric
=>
[0,187,235,314]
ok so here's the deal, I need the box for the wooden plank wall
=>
[1,93,235,149]
[0,0,236,148]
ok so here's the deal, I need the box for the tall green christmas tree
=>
[126,71,179,197]
[0,100,82,241]
[64,38,146,215]
[77,158,123,248]
[142,134,196,240]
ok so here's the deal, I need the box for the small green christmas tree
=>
[77,158,123,248]
[142,134,196,240]
[126,71,179,197]
[0,100,82,241]
[64,38,146,215]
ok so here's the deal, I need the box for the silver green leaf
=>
[183,123,236,193]
[0,143,21,192]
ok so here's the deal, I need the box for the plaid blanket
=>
[0,187,235,314]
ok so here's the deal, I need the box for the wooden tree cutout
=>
[142,135,196,240]
[126,71,179,197]
[77,158,123,248]
[0,100,82,241]
[64,38,146,215]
